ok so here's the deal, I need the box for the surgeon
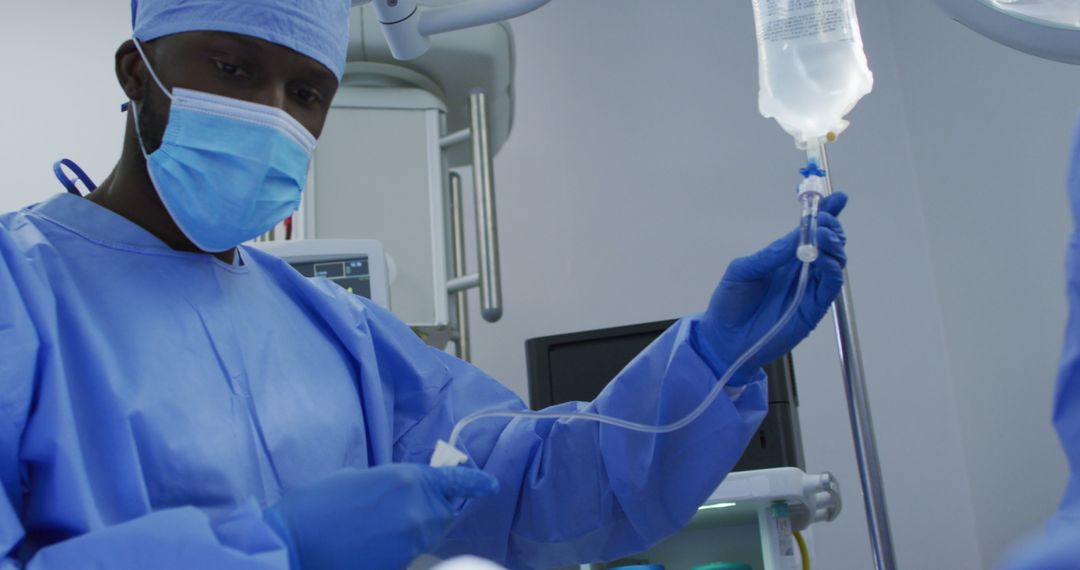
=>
[0,1,848,569]
[999,119,1080,570]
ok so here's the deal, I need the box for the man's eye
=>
[213,59,248,78]
[295,87,323,104]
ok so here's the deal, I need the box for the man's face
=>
[127,31,340,153]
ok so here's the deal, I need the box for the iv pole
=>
[816,146,898,570]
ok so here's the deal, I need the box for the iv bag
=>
[751,0,874,149]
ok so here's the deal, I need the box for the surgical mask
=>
[130,39,316,253]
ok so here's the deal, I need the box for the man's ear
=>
[115,39,146,102]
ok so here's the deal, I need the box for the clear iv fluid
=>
[752,0,874,148]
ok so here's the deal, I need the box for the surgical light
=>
[981,0,1080,30]
[937,0,1080,64]
[356,0,553,60]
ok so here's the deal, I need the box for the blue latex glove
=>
[264,464,500,570]
[698,193,848,381]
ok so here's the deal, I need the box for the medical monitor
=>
[250,239,392,309]
[526,319,805,472]
[291,258,373,299]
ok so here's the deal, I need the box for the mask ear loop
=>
[128,96,151,159]
[131,38,172,100]
[128,38,173,159]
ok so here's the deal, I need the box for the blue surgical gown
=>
[0,193,767,569]
[1001,118,1080,569]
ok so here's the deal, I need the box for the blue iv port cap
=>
[800,161,827,178]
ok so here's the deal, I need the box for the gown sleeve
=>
[353,294,768,569]
[0,222,290,570]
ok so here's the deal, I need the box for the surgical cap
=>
[131,0,351,80]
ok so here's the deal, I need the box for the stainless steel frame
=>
[468,90,503,322]
[449,172,471,361]
[441,89,504,360]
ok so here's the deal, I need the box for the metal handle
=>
[440,129,471,148]
[447,274,480,292]
[817,146,897,570]
[449,172,472,361]
[469,90,503,322]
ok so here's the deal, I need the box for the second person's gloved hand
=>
[697,193,848,382]
[264,463,500,570]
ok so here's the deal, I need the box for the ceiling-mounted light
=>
[980,0,1080,30]
[936,0,1080,64]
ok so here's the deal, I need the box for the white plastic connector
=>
[430,440,469,467]
[796,176,824,263]
[797,175,826,200]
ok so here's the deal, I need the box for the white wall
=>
[2,1,1075,569]
[0,2,130,212]
[883,0,1079,565]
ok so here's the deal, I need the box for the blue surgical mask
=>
[131,39,316,253]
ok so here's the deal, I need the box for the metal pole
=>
[469,90,503,322]
[817,146,898,570]
[449,173,471,362]
[447,274,481,293]
[440,129,472,149]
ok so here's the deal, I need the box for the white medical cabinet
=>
[572,468,842,570]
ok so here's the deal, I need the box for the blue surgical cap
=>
[132,0,351,80]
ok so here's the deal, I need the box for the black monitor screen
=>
[291,257,371,299]
[545,331,660,405]
[525,319,804,472]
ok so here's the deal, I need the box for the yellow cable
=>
[794,530,811,570]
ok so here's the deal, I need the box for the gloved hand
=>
[264,463,500,570]
[697,193,848,382]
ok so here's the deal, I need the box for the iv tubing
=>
[445,260,812,451]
